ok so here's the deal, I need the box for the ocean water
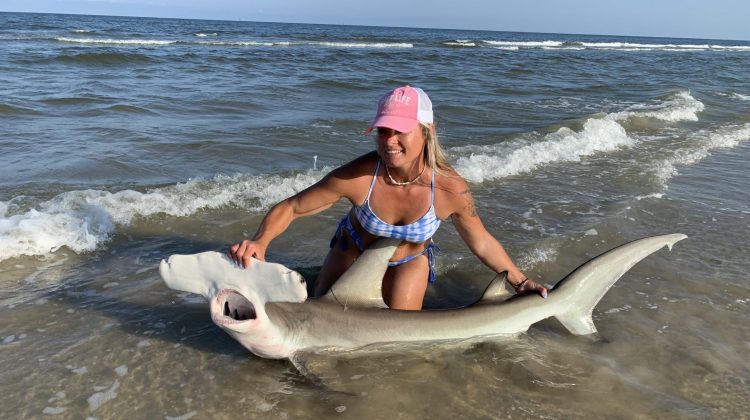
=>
[1,11,749,419]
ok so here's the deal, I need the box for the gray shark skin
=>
[159,234,686,359]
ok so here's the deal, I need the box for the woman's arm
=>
[229,156,371,268]
[447,180,548,298]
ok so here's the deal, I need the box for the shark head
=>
[159,251,307,358]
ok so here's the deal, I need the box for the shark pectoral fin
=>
[325,237,400,309]
[555,309,597,335]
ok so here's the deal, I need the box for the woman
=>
[229,85,548,310]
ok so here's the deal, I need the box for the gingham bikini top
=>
[353,160,441,243]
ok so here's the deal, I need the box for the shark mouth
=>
[212,289,257,324]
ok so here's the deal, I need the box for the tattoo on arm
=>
[461,188,478,217]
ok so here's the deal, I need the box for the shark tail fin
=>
[552,233,687,336]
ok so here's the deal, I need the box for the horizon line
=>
[2,10,749,43]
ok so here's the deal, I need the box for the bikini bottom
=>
[329,213,439,283]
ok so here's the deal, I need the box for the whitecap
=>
[613,91,704,122]
[651,123,750,186]
[56,37,175,45]
[444,41,476,47]
[478,39,750,52]
[0,167,331,261]
[454,116,633,183]
[483,40,562,48]
[709,45,750,51]
[311,41,413,48]
[198,40,276,47]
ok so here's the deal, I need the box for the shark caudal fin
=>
[551,233,687,335]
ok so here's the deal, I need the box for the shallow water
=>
[1,12,749,419]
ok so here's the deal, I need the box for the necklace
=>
[385,163,426,186]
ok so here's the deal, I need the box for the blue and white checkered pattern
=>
[353,160,441,243]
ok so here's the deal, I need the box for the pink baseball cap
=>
[365,85,433,134]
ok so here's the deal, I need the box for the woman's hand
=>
[508,271,548,299]
[228,240,267,268]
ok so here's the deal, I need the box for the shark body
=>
[159,234,686,359]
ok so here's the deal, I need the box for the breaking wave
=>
[453,91,705,183]
[481,40,750,52]
[0,168,331,261]
[613,91,704,122]
[454,116,635,183]
[652,123,750,186]
[56,37,177,45]
[54,37,412,49]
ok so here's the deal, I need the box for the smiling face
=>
[376,126,426,169]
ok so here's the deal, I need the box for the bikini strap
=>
[430,165,435,206]
[330,212,366,252]
[386,241,441,283]
[364,159,380,202]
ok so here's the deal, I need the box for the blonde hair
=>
[420,123,453,175]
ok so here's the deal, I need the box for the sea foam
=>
[87,380,119,412]
[653,123,750,185]
[454,116,634,183]
[518,245,559,271]
[613,91,704,122]
[312,41,412,48]
[197,40,412,48]
[0,168,330,261]
[450,92,709,185]
[480,39,750,52]
[444,40,476,47]
[483,40,562,48]
[56,37,176,45]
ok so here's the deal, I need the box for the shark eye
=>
[223,291,257,321]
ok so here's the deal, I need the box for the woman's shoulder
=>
[434,167,469,194]
[321,152,379,196]
[434,167,473,216]
[330,151,379,178]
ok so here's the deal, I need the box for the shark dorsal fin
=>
[478,272,513,304]
[323,237,400,309]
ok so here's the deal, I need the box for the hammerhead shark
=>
[159,233,686,359]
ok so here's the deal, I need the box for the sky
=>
[2,0,749,41]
